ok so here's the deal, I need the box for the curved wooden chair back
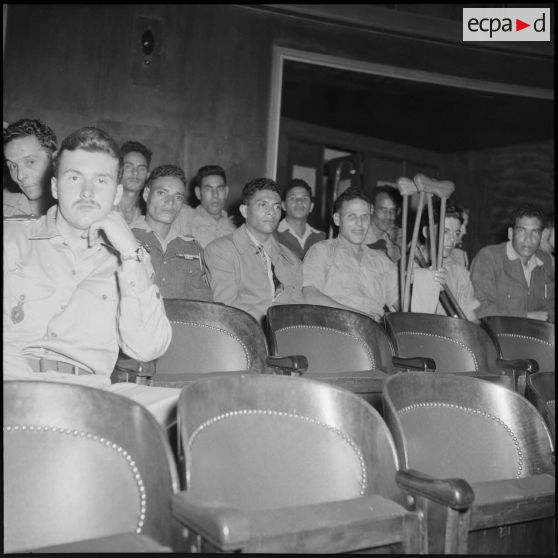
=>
[385,312,498,372]
[3,380,181,553]
[526,371,555,439]
[173,374,426,553]
[383,372,555,555]
[155,299,268,379]
[482,316,555,372]
[383,373,553,483]
[180,374,401,508]
[267,304,395,374]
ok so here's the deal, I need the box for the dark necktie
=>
[256,244,282,294]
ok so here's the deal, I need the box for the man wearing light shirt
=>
[274,178,326,260]
[303,187,399,322]
[3,126,175,424]
[176,164,236,248]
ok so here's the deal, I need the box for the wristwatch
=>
[120,245,148,262]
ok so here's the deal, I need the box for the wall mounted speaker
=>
[131,16,162,87]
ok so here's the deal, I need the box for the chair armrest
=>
[112,358,155,385]
[172,492,250,551]
[265,355,308,375]
[396,468,474,511]
[496,358,539,373]
[392,356,436,371]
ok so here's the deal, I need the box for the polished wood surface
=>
[4,380,183,552]
[383,372,555,555]
[173,373,424,553]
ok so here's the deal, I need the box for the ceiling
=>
[281,60,554,153]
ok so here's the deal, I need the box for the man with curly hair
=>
[3,118,57,217]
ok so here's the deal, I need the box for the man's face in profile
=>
[4,135,51,201]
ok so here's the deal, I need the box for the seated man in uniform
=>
[470,204,554,322]
[364,185,402,262]
[303,187,399,322]
[3,126,176,422]
[274,178,326,260]
[176,164,236,247]
[204,177,303,325]
[130,164,212,301]
[3,118,57,217]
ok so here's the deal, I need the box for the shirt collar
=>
[195,204,227,221]
[131,214,195,242]
[506,240,543,267]
[277,218,319,237]
[28,205,61,240]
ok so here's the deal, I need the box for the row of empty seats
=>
[114,300,554,421]
[4,371,554,554]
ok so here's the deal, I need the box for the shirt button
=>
[71,269,76,275]
[50,332,57,338]
[102,294,108,300]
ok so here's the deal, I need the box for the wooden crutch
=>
[414,174,455,268]
[395,177,417,309]
[403,176,427,312]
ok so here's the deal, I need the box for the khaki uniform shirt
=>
[3,190,33,217]
[3,206,172,386]
[175,204,237,248]
[303,237,399,321]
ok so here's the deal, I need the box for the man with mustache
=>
[302,187,399,322]
[470,204,554,321]
[204,177,303,325]
[3,118,57,217]
[3,127,172,400]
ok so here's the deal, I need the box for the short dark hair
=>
[3,118,57,154]
[371,185,402,208]
[119,140,152,167]
[333,186,371,214]
[241,177,280,205]
[440,200,464,225]
[52,127,121,177]
[146,164,186,187]
[192,165,227,189]
[283,178,312,200]
[511,204,546,229]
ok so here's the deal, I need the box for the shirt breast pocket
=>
[6,271,57,328]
